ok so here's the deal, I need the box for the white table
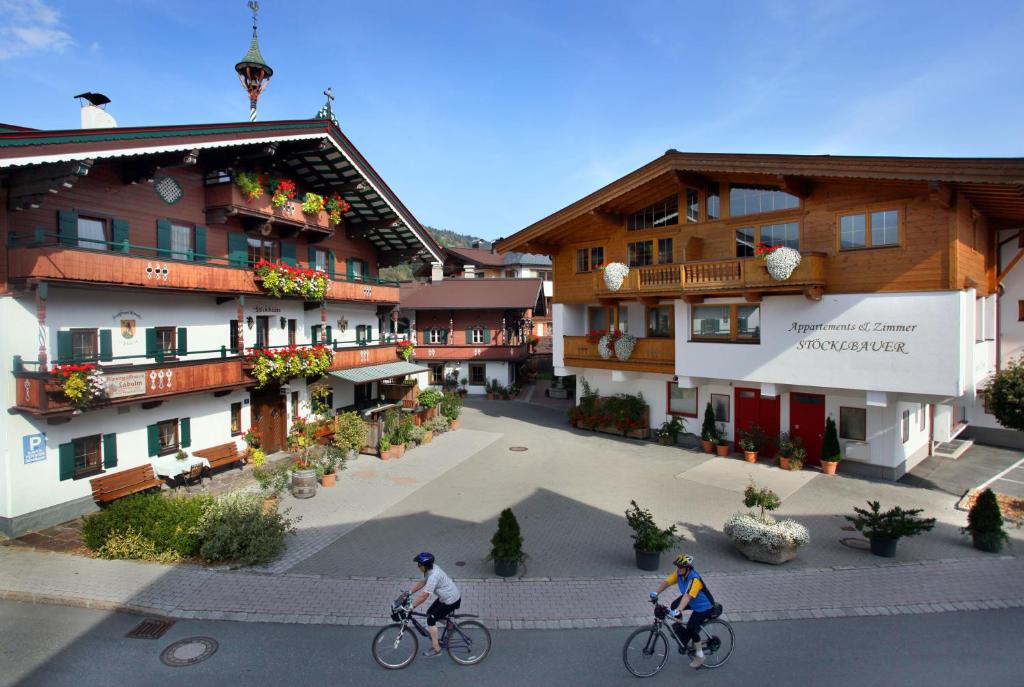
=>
[151,454,210,479]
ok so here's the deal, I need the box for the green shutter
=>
[281,241,296,267]
[483,328,491,344]
[346,258,354,280]
[326,250,335,278]
[362,261,370,282]
[57,210,78,246]
[147,424,160,457]
[311,325,321,344]
[57,330,73,363]
[308,246,317,269]
[59,442,75,481]
[466,328,473,345]
[99,330,112,361]
[111,218,129,253]
[102,433,118,469]
[177,327,188,356]
[179,418,191,449]
[366,325,373,344]
[145,328,157,358]
[325,325,332,346]
[156,218,171,258]
[194,225,207,262]
[441,328,448,344]
[228,232,249,267]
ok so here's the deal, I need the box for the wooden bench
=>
[90,465,164,504]
[193,441,244,473]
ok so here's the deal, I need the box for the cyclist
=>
[650,553,713,668]
[409,552,462,658]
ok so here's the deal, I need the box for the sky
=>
[1,0,1023,240]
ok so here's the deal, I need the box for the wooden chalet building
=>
[0,116,443,535]
[497,150,1024,479]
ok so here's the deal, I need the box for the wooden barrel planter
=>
[291,468,318,499]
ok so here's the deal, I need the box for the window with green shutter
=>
[57,330,73,363]
[99,330,113,361]
[147,423,160,457]
[312,324,322,344]
[111,218,129,253]
[228,232,249,267]
[281,241,297,267]
[326,250,335,278]
[179,418,191,449]
[325,325,333,346]
[194,225,207,262]
[156,218,172,258]
[176,327,188,356]
[102,433,118,469]
[58,441,75,481]
[366,325,373,344]
[57,209,78,246]
[145,328,157,359]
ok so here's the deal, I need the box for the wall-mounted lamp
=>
[337,318,348,333]
[246,316,255,330]
[280,316,287,329]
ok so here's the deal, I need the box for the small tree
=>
[743,481,781,520]
[822,416,841,462]
[963,488,1009,553]
[985,357,1024,431]
[846,501,935,541]
[625,500,679,553]
[701,401,718,442]
[487,508,527,564]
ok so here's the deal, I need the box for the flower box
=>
[205,183,331,231]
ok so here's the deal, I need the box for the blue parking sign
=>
[23,433,46,464]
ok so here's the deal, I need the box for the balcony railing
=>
[10,340,399,416]
[414,344,530,361]
[593,253,827,297]
[6,231,399,303]
[562,335,674,373]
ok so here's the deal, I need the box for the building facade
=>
[497,151,1024,480]
[0,117,443,536]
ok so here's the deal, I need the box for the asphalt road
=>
[2,600,1020,687]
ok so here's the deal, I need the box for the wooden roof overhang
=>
[496,151,1024,253]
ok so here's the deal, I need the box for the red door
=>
[734,388,781,456]
[789,392,826,466]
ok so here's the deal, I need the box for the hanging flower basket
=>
[254,260,330,301]
[597,334,615,359]
[51,363,106,409]
[757,244,802,281]
[396,340,415,361]
[614,334,638,361]
[235,172,265,201]
[601,262,630,291]
[270,178,297,208]
[325,193,351,226]
[301,192,326,214]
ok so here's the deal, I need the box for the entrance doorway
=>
[734,387,780,456]
[251,392,287,453]
[790,392,826,466]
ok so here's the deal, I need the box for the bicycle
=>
[371,592,492,669]
[622,598,735,677]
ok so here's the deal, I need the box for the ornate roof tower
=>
[234,1,273,122]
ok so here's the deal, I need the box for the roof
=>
[447,247,505,267]
[496,150,1024,252]
[329,361,427,383]
[0,119,444,263]
[400,278,544,310]
[503,252,552,267]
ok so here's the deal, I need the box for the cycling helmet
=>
[673,553,694,568]
[414,552,435,566]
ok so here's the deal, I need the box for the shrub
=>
[424,417,450,434]
[407,424,427,446]
[985,356,1024,431]
[625,500,679,553]
[963,488,1008,552]
[396,413,416,445]
[82,493,211,559]
[487,508,527,564]
[418,388,443,409]
[846,501,935,541]
[724,513,809,552]
[333,411,369,454]
[253,461,292,499]
[822,416,841,462]
[95,527,182,563]
[194,493,297,567]
[440,390,463,421]
[701,402,718,442]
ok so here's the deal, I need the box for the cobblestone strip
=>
[3,548,1022,628]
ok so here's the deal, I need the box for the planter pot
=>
[658,436,674,446]
[715,443,731,457]
[732,539,800,565]
[778,457,791,470]
[869,537,899,558]
[320,471,337,487]
[634,547,662,571]
[701,440,714,454]
[487,393,495,400]
[614,334,638,361]
[972,532,1005,553]
[743,450,758,463]
[379,447,395,460]
[422,430,433,445]
[392,443,406,458]
[820,460,839,475]
[291,468,318,499]
[494,559,519,578]
[449,419,460,430]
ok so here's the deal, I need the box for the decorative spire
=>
[315,86,339,126]
[235,1,273,122]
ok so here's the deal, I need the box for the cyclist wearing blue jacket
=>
[650,553,712,668]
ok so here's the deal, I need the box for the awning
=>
[328,361,428,384]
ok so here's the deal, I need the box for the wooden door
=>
[734,388,780,456]
[789,392,826,466]
[251,393,287,453]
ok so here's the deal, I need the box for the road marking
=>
[975,456,1024,492]
[995,477,1024,486]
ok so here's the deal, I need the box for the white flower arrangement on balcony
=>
[723,512,809,564]
[601,262,630,291]
[614,333,637,361]
[757,244,802,281]
[597,333,615,359]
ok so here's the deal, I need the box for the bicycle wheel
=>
[699,619,734,669]
[371,623,418,670]
[446,620,492,665]
[622,626,670,678]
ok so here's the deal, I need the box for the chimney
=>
[75,93,117,129]
[471,240,482,250]
[430,262,444,282]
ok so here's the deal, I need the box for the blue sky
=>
[2,0,1023,240]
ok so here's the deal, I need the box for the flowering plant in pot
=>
[51,363,106,410]
[395,339,415,361]
[235,172,265,201]
[787,447,805,471]
[625,500,679,571]
[962,488,1009,553]
[270,178,296,207]
[756,243,802,281]
[776,431,795,468]
[724,483,809,565]
[602,262,630,291]
[487,507,528,577]
[820,417,841,474]
[738,425,766,463]
[846,500,935,558]
[300,192,325,214]
[325,193,351,225]
[584,328,607,345]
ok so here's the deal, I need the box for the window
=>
[255,316,270,349]
[839,407,866,441]
[429,328,444,344]
[647,306,672,337]
[469,363,486,385]
[71,329,98,362]
[686,188,699,223]
[471,327,485,344]
[430,364,444,385]
[474,272,485,278]
[170,223,193,260]
[729,184,800,217]
[155,327,176,360]
[1019,300,1024,322]
[668,384,697,417]
[505,270,518,278]
[230,402,242,435]
[587,307,608,332]
[311,248,328,272]
[247,237,277,264]
[73,435,102,477]
[627,240,654,267]
[157,419,179,455]
[920,403,927,431]
[901,410,911,443]
[711,393,730,422]
[838,209,900,250]
[590,247,604,269]
[291,391,300,419]
[77,217,108,251]
[350,260,364,280]
[657,238,674,264]
[691,304,760,343]
[735,221,800,257]
[288,319,297,347]
[229,320,240,354]
[576,247,604,272]
[706,182,720,220]
[628,196,678,230]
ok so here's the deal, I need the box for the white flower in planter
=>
[764,247,802,281]
[614,334,637,361]
[597,334,615,359]
[602,262,630,291]
[723,512,809,564]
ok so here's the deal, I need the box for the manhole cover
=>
[126,617,175,640]
[509,446,528,452]
[839,537,870,550]
[160,637,219,667]
[455,561,466,567]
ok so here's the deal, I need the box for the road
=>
[2,600,1019,687]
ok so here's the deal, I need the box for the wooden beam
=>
[673,170,710,190]
[777,175,812,199]
[520,241,558,256]
[589,209,624,230]
[742,291,762,303]
[998,247,1024,283]
[639,296,663,307]
[683,295,705,305]
[803,286,824,302]
[928,181,954,210]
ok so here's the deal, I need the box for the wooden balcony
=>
[6,244,399,304]
[204,183,333,233]
[562,336,674,374]
[593,253,827,300]
[413,344,530,362]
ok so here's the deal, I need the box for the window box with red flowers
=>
[244,345,334,388]
[50,363,106,410]
[254,260,330,301]
[396,339,415,361]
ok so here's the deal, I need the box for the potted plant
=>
[175,449,188,462]
[821,416,841,475]
[253,461,291,512]
[963,488,1009,553]
[656,416,684,446]
[316,447,342,487]
[424,416,450,436]
[487,507,528,577]
[776,432,794,469]
[458,377,469,397]
[235,171,265,201]
[846,501,936,557]
[332,411,369,460]
[700,402,717,453]
[724,481,809,565]
[715,424,731,457]
[602,262,630,291]
[625,500,679,571]
[756,243,802,281]
[787,446,806,471]
[440,390,463,430]
[378,435,393,460]
[738,425,765,463]
[487,379,497,401]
